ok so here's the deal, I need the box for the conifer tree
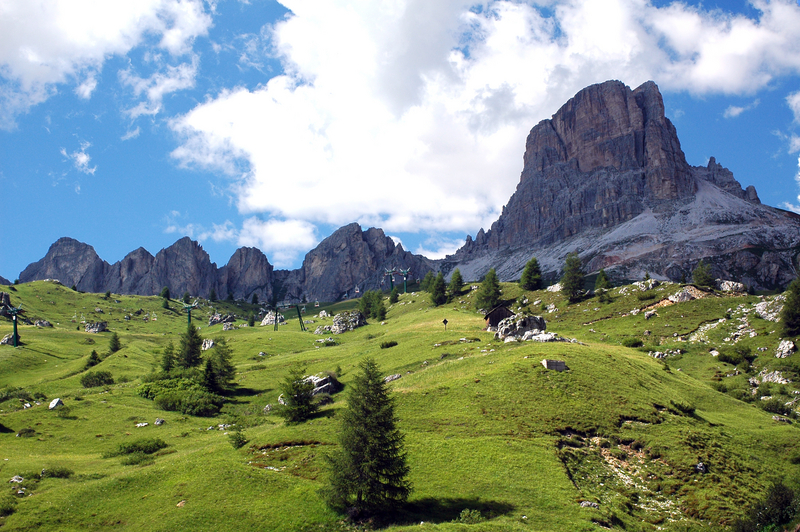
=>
[430,272,447,306]
[594,269,612,303]
[323,358,411,516]
[209,288,217,302]
[276,364,317,423]
[85,350,101,370]
[177,324,203,369]
[160,286,171,300]
[108,332,121,354]
[182,292,191,304]
[781,278,800,337]
[251,293,259,305]
[560,253,585,303]
[160,341,175,373]
[519,257,542,291]
[474,268,501,310]
[447,268,463,301]
[420,271,434,292]
[205,338,236,392]
[692,260,715,288]
[389,287,399,304]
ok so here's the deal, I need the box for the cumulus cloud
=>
[163,213,317,267]
[723,99,760,118]
[60,141,96,175]
[169,0,800,262]
[0,0,211,128]
[121,127,141,141]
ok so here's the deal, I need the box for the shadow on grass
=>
[381,497,514,528]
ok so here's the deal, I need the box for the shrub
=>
[621,338,643,348]
[637,291,656,301]
[228,428,248,449]
[0,386,33,403]
[380,340,398,349]
[732,482,799,532]
[154,390,223,417]
[40,466,74,479]
[456,509,485,524]
[0,495,16,517]
[669,399,695,416]
[761,398,792,416]
[105,438,168,458]
[120,452,155,466]
[16,427,36,438]
[80,371,114,388]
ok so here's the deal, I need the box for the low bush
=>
[120,452,155,466]
[154,390,223,417]
[380,340,398,349]
[760,398,792,417]
[16,427,35,438]
[621,338,643,348]
[637,291,656,301]
[40,466,74,479]
[0,386,33,403]
[456,509,485,524]
[137,378,206,400]
[732,482,799,532]
[228,429,248,449]
[669,399,695,416]
[0,495,16,517]
[80,371,114,388]
[105,438,168,458]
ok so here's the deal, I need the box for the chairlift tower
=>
[182,301,199,326]
[398,268,411,293]
[383,267,398,291]
[7,305,22,347]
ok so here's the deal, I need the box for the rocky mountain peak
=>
[19,237,108,291]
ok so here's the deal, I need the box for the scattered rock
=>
[49,398,64,410]
[776,340,796,359]
[331,311,367,334]
[9,476,24,483]
[759,370,791,385]
[580,501,599,509]
[754,296,785,322]
[84,322,107,333]
[35,320,52,328]
[668,289,696,303]
[0,334,14,345]
[278,394,286,405]
[773,416,791,424]
[222,322,235,331]
[384,374,402,383]
[644,310,658,320]
[155,418,165,426]
[258,351,267,357]
[263,404,272,413]
[318,310,329,318]
[313,325,332,335]
[695,462,707,474]
[634,279,659,291]
[209,313,236,326]
[260,311,285,326]
[546,283,562,293]
[135,422,148,428]
[176,500,186,507]
[717,279,747,293]
[201,339,215,351]
[94,307,103,313]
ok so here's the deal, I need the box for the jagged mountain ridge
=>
[13,80,800,296]
[17,224,433,303]
[444,80,799,290]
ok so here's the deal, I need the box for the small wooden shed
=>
[484,306,513,328]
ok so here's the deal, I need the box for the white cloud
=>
[790,135,800,153]
[59,141,96,175]
[789,91,800,122]
[0,0,211,128]
[120,57,198,118]
[414,235,465,260]
[169,0,800,262]
[723,99,760,118]
[121,127,141,141]
[75,73,98,99]
[237,217,318,267]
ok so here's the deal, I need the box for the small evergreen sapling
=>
[420,271,434,292]
[276,364,318,423]
[160,342,175,373]
[108,332,121,354]
[520,257,542,291]
[85,350,101,370]
[594,269,612,303]
[389,287,399,304]
[323,358,411,516]
[692,260,714,288]
[177,324,203,369]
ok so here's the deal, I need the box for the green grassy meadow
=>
[1,279,799,531]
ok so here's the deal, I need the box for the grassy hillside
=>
[1,279,798,531]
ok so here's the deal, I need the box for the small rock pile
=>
[754,295,785,322]
[494,313,546,341]
[84,322,107,333]
[776,340,796,359]
[209,313,235,326]
[260,311,285,326]
[201,339,215,351]
[35,320,52,328]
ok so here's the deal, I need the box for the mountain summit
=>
[447,80,797,290]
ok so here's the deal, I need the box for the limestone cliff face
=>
[449,80,798,290]
[104,247,155,295]
[288,223,434,303]
[19,238,109,292]
[216,247,274,303]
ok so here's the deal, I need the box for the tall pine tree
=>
[323,358,411,516]
[594,269,612,303]
[447,268,463,301]
[560,253,585,303]
[430,272,447,306]
[177,324,203,369]
[519,257,542,291]
[693,260,714,288]
[474,268,501,310]
[781,278,800,337]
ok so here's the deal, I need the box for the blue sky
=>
[2,0,800,281]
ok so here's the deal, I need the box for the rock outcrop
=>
[0,275,10,286]
[20,237,109,292]
[444,80,800,291]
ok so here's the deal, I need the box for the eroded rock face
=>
[445,80,800,291]
[495,314,547,341]
[20,237,109,292]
